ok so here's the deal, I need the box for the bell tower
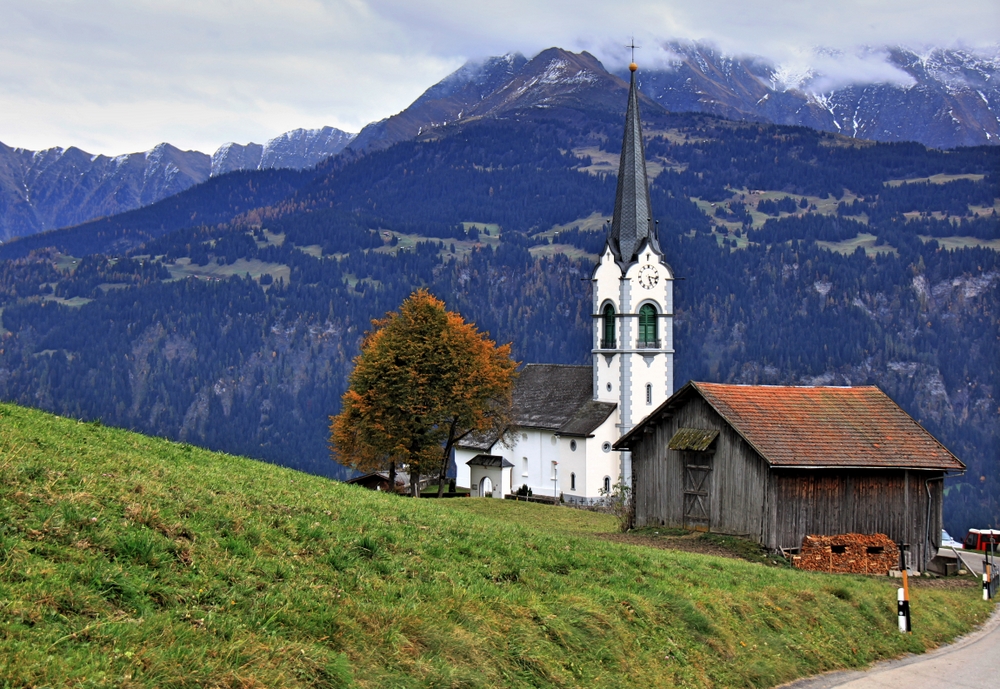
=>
[591,60,674,483]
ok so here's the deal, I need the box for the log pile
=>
[792,533,898,574]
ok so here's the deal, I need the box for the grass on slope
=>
[0,403,993,688]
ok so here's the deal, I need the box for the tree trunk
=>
[410,468,420,498]
[388,460,396,494]
[436,464,447,497]
[437,422,459,498]
[436,447,449,498]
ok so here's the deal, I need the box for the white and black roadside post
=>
[897,542,911,633]
[897,588,910,633]
[985,545,996,601]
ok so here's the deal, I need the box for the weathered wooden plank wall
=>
[770,470,945,568]
[631,395,947,570]
[632,397,767,540]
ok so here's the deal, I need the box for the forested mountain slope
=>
[0,127,352,243]
[0,142,210,242]
[0,74,996,534]
[0,168,313,261]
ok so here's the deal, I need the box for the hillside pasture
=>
[165,256,291,286]
[0,403,992,688]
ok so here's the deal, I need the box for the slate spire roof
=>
[608,66,659,267]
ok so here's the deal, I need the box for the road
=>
[781,603,1000,689]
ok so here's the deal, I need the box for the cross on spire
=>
[627,37,640,63]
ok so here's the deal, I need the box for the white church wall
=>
[553,435,585,500]
[585,416,622,501]
[453,446,477,490]
[487,428,553,497]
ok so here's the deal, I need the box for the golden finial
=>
[627,37,639,72]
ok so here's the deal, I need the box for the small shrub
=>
[599,478,633,532]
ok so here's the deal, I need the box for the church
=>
[454,62,674,503]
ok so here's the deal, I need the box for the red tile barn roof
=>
[617,382,965,472]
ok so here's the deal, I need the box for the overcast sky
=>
[1,0,996,156]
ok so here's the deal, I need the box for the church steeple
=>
[608,63,659,268]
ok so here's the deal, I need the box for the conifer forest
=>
[0,113,996,534]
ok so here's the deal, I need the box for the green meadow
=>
[0,403,992,688]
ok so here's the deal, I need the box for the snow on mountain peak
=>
[210,126,355,177]
[771,64,816,92]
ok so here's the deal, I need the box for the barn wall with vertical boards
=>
[631,395,768,539]
[769,470,945,568]
[630,391,946,570]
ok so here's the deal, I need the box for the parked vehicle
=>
[941,530,962,548]
[962,529,1000,552]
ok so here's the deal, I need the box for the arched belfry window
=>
[638,304,658,347]
[602,304,616,349]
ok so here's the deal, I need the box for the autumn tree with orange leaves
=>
[331,289,517,497]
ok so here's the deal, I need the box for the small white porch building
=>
[466,454,514,499]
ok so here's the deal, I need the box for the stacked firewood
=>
[792,533,898,574]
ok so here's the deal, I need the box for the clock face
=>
[637,265,660,290]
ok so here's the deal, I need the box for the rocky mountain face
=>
[0,142,210,243]
[353,44,999,154]
[211,126,355,176]
[348,48,656,152]
[631,43,1000,150]
[0,127,353,242]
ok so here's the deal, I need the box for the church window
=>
[638,304,658,347]
[570,440,577,452]
[570,472,576,491]
[522,457,528,475]
[603,476,611,493]
[602,441,612,453]
[646,384,652,405]
[602,304,616,348]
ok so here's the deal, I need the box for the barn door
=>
[682,452,712,531]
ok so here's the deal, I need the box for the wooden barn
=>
[614,382,966,571]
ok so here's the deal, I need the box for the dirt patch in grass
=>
[909,576,981,589]
[597,529,790,566]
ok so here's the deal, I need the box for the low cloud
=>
[805,50,917,93]
[0,0,996,154]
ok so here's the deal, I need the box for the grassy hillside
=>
[0,403,992,688]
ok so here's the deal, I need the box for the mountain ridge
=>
[0,126,354,242]
[3,42,995,243]
[348,48,664,153]
[350,43,1000,153]
[627,42,1000,149]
